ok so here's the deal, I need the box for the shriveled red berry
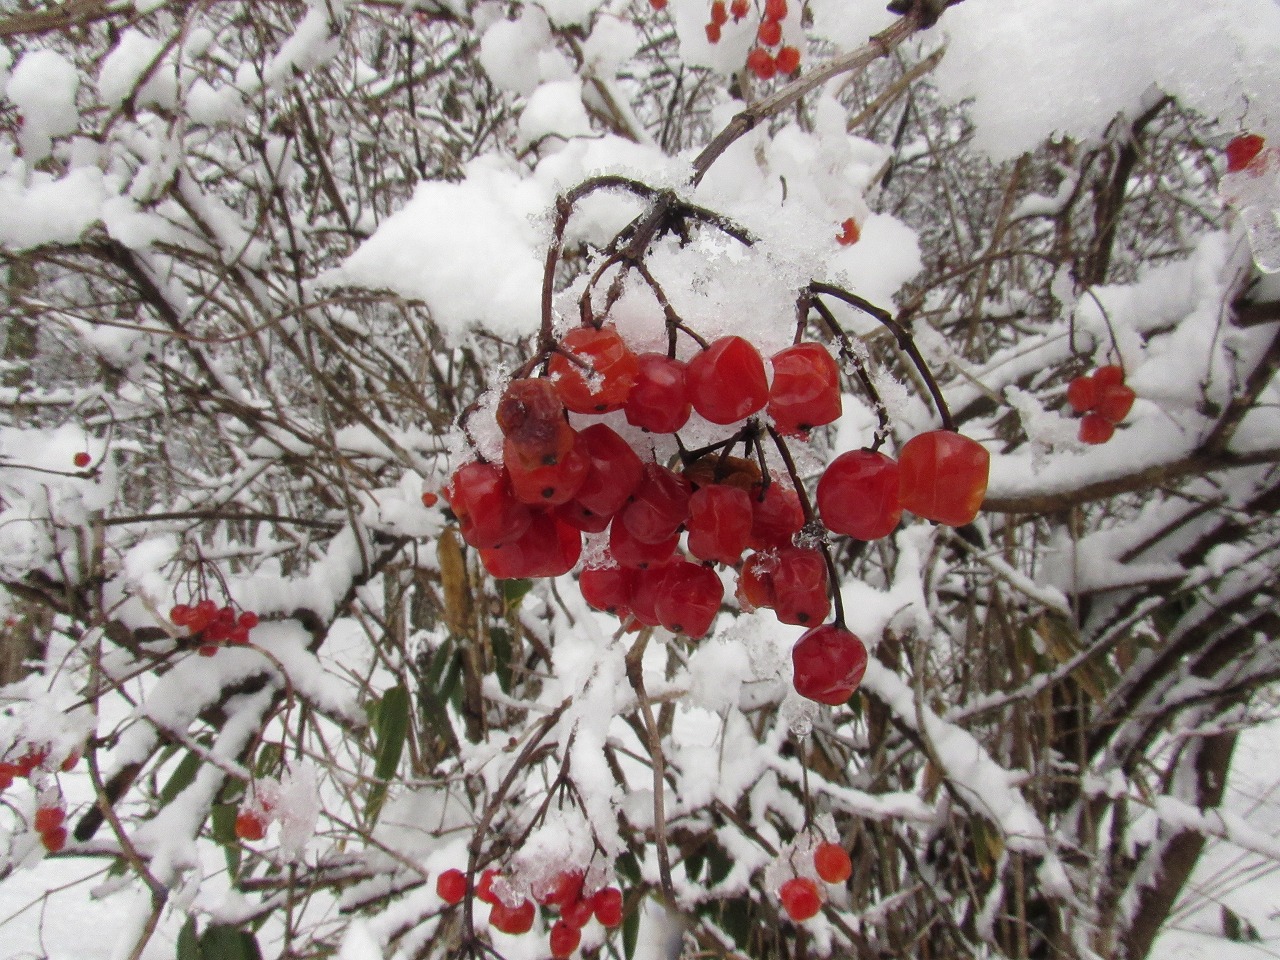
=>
[444,462,533,549]
[654,560,723,638]
[1226,133,1266,173]
[768,548,830,627]
[817,450,902,541]
[480,511,582,579]
[548,326,639,414]
[774,44,801,73]
[497,378,573,466]
[436,868,467,905]
[687,484,753,566]
[1096,383,1135,423]
[40,826,67,853]
[686,337,769,425]
[580,565,636,617]
[813,842,853,884]
[593,887,624,927]
[1093,364,1125,389]
[421,491,439,508]
[550,920,581,958]
[748,482,804,550]
[235,810,267,841]
[791,623,868,705]
[779,877,822,921]
[1066,375,1098,414]
[620,463,692,544]
[898,430,989,527]
[626,354,692,434]
[757,18,782,45]
[746,47,776,81]
[705,21,722,42]
[1078,412,1115,445]
[573,424,644,518]
[609,520,679,571]
[768,342,842,435]
[489,897,535,934]
[73,452,91,468]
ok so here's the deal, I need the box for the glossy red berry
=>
[504,434,590,506]
[1096,383,1135,423]
[625,354,692,434]
[170,604,193,626]
[817,449,902,541]
[620,463,692,544]
[747,48,776,80]
[774,44,801,73]
[40,826,67,853]
[609,520,679,571]
[444,462,533,549]
[489,897,536,935]
[813,842,853,884]
[628,564,673,626]
[836,217,860,246]
[537,870,585,908]
[757,18,782,45]
[1078,412,1115,445]
[580,565,635,617]
[593,887,624,927]
[791,623,868,705]
[548,326,639,414]
[1093,364,1125,389]
[561,896,595,929]
[550,920,581,958]
[768,343,842,435]
[437,868,467,905]
[480,511,582,579]
[476,869,501,904]
[1226,133,1266,173]
[73,451,91,468]
[897,430,989,527]
[779,877,822,921]
[421,491,439,508]
[767,548,831,627]
[573,424,644,519]
[687,484,753,566]
[748,482,804,550]
[235,810,267,841]
[686,337,769,425]
[1066,375,1097,413]
[654,560,723,637]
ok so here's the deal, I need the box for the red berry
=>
[0,764,14,790]
[536,870,585,908]
[476,868,500,905]
[736,551,777,612]
[653,560,724,638]
[774,44,801,73]
[235,810,267,841]
[628,563,674,627]
[421,491,439,508]
[710,0,728,24]
[897,430,989,527]
[625,354,692,434]
[436,868,467,905]
[572,424,644,519]
[198,644,219,657]
[1093,364,1125,389]
[73,452,91,468]
[1096,383,1135,423]
[34,806,65,833]
[748,482,804,550]
[836,217,860,246]
[686,337,769,425]
[757,18,782,46]
[497,378,574,466]
[767,548,830,627]
[817,450,902,541]
[768,343,842,435]
[1066,375,1098,414]
[504,434,590,506]
[746,47,776,81]
[791,623,868,705]
[59,750,80,772]
[16,747,46,777]
[444,462,533,549]
[580,565,636,617]
[1226,133,1266,173]
[687,484,753,566]
[548,326,639,414]
[556,500,613,533]
[489,897,535,935]
[561,896,595,929]
[1078,412,1115,445]
[649,0,667,8]
[730,0,748,19]
[480,511,582,580]
[813,842,853,884]
[779,877,822,921]
[170,604,193,626]
[705,21,722,43]
[608,520,679,571]
[592,887,624,927]
[550,920,581,958]
[764,0,787,19]
[40,826,67,853]
[620,463,692,544]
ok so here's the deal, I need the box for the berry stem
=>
[807,294,891,450]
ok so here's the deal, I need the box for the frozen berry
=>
[686,337,769,425]
[817,450,902,541]
[592,886,624,927]
[1226,133,1266,173]
[73,452,91,468]
[897,430,989,527]
[779,877,822,921]
[791,623,868,705]
[548,326,639,414]
[813,842,853,884]
[235,810,267,841]
[1078,412,1115,445]
[550,919,581,958]
[437,868,467,905]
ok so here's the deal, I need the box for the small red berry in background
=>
[730,0,748,19]
[709,0,728,25]
[1226,133,1266,173]
[649,0,667,9]
[34,806,65,834]
[561,895,595,928]
[813,842,853,884]
[420,490,438,508]
[1093,364,1125,389]
[475,868,500,905]
[592,886,624,927]
[235,809,267,841]
[836,217,860,246]
[757,18,782,46]
[1078,412,1115,445]
[774,44,801,74]
[40,826,67,853]
[1066,375,1097,414]
[779,876,823,921]
[549,920,581,958]
[73,451,91,468]
[747,47,776,81]
[705,22,721,43]
[488,897,535,935]
[0,763,14,790]
[764,0,788,19]
[792,623,868,705]
[436,868,467,905]
[1065,364,1134,444]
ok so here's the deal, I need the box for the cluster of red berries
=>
[1066,364,1135,445]
[1,743,80,852]
[436,867,624,956]
[170,600,260,656]
[836,217,860,246]
[777,841,853,921]
[744,0,800,79]
[444,320,988,705]
[1226,132,1267,173]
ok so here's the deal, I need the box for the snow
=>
[98,30,177,111]
[5,50,79,162]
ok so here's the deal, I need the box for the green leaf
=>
[176,917,201,960]
[614,851,640,885]
[501,578,532,609]
[683,851,705,883]
[707,845,732,885]
[198,926,262,960]
[211,804,241,876]
[721,898,751,948]
[367,685,410,824]
[254,743,282,781]
[622,898,640,960]
[159,751,202,808]
[491,627,513,693]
